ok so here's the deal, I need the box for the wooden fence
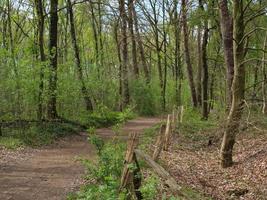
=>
[120,106,189,199]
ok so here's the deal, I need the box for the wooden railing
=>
[120,106,189,199]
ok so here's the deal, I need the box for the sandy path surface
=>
[0,117,161,200]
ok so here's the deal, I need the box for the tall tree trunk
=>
[119,0,130,108]
[114,20,123,111]
[173,0,182,106]
[97,0,104,67]
[199,0,209,119]
[89,2,99,68]
[197,26,202,106]
[181,0,198,107]
[220,0,245,168]
[128,0,139,78]
[201,23,209,120]
[67,0,93,111]
[262,32,267,115]
[132,6,150,83]
[7,0,21,118]
[34,0,46,120]
[219,0,234,109]
[47,0,59,119]
[162,0,167,111]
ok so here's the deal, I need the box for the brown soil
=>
[0,117,161,200]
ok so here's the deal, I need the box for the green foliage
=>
[88,134,104,155]
[131,79,157,116]
[81,105,135,128]
[22,123,81,146]
[0,137,24,149]
[73,142,126,200]
[140,175,159,200]
[0,123,81,148]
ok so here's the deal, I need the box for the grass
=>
[0,107,136,149]
[0,137,24,149]
[0,122,82,148]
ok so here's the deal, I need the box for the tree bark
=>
[47,0,59,119]
[197,26,202,106]
[262,32,267,114]
[128,0,139,78]
[200,0,209,119]
[181,0,198,107]
[219,0,234,109]
[67,0,93,111]
[34,0,46,120]
[173,0,182,106]
[201,23,209,120]
[119,0,130,108]
[220,0,245,168]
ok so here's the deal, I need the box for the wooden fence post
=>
[152,124,166,161]
[120,132,142,199]
[164,114,171,151]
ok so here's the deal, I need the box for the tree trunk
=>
[219,0,234,109]
[197,26,202,106]
[262,32,267,114]
[162,0,167,111]
[67,0,93,111]
[181,0,198,107]
[200,0,209,119]
[119,0,130,108]
[7,0,21,118]
[34,0,45,120]
[132,6,150,83]
[201,23,209,120]
[173,0,182,106]
[47,0,59,119]
[220,0,245,168]
[128,0,139,78]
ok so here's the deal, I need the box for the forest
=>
[0,0,266,199]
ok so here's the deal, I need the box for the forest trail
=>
[0,117,161,200]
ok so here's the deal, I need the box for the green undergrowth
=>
[0,137,24,149]
[79,106,136,128]
[0,106,135,149]
[0,122,82,148]
[69,118,211,200]
[68,138,127,200]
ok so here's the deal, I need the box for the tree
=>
[181,0,198,107]
[219,0,234,108]
[119,0,130,108]
[47,0,59,119]
[67,0,94,111]
[220,0,246,168]
[34,0,46,120]
[262,32,267,114]
[128,0,139,78]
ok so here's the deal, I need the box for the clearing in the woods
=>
[0,117,161,200]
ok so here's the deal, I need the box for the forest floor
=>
[160,117,267,200]
[0,117,161,200]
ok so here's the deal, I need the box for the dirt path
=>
[0,117,161,200]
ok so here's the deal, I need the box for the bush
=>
[83,105,135,128]
[74,139,126,200]
[131,79,157,116]
[21,123,81,146]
